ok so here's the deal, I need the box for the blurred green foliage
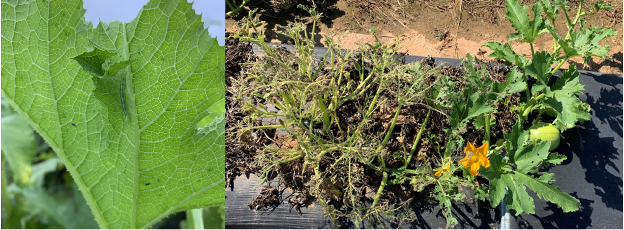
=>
[1,97,225,229]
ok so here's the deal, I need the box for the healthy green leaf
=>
[512,171,580,213]
[480,153,506,207]
[492,68,527,95]
[505,0,549,43]
[539,0,559,21]
[551,64,585,95]
[550,25,617,60]
[1,0,225,228]
[525,51,553,83]
[473,114,497,130]
[482,42,518,66]
[543,65,592,130]
[569,27,617,59]
[504,122,524,161]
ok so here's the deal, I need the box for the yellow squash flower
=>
[458,142,490,176]
[435,161,451,177]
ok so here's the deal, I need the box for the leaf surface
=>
[1,0,225,228]
[505,0,548,43]
[543,65,592,130]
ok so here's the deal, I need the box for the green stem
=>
[366,83,384,118]
[405,110,431,169]
[315,147,342,163]
[533,110,544,126]
[530,43,535,57]
[239,124,286,134]
[484,114,491,145]
[225,0,252,17]
[185,209,204,229]
[376,105,402,153]
[550,59,568,75]
[278,153,305,164]
[520,93,545,121]
[370,172,388,208]
[524,72,531,102]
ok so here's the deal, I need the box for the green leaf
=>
[71,47,133,77]
[525,51,553,83]
[473,114,497,130]
[551,64,585,95]
[483,42,518,66]
[202,206,225,229]
[539,0,559,20]
[512,171,580,213]
[571,27,617,59]
[1,98,38,187]
[2,0,225,228]
[553,26,618,60]
[480,153,506,207]
[466,90,495,123]
[502,173,536,215]
[15,184,99,229]
[543,152,567,167]
[543,65,592,130]
[492,68,527,95]
[504,122,525,161]
[513,140,550,174]
[29,157,64,188]
[505,0,548,43]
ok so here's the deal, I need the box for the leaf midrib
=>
[120,21,142,229]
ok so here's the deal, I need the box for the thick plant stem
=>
[185,209,204,229]
[405,110,431,169]
[550,59,568,76]
[520,93,545,122]
[370,171,388,208]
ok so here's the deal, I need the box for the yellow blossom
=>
[458,142,490,176]
[435,161,451,177]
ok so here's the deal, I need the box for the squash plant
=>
[474,0,616,220]
[1,0,225,228]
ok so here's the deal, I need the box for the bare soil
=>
[226,0,623,74]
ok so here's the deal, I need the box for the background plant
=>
[1,0,225,228]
